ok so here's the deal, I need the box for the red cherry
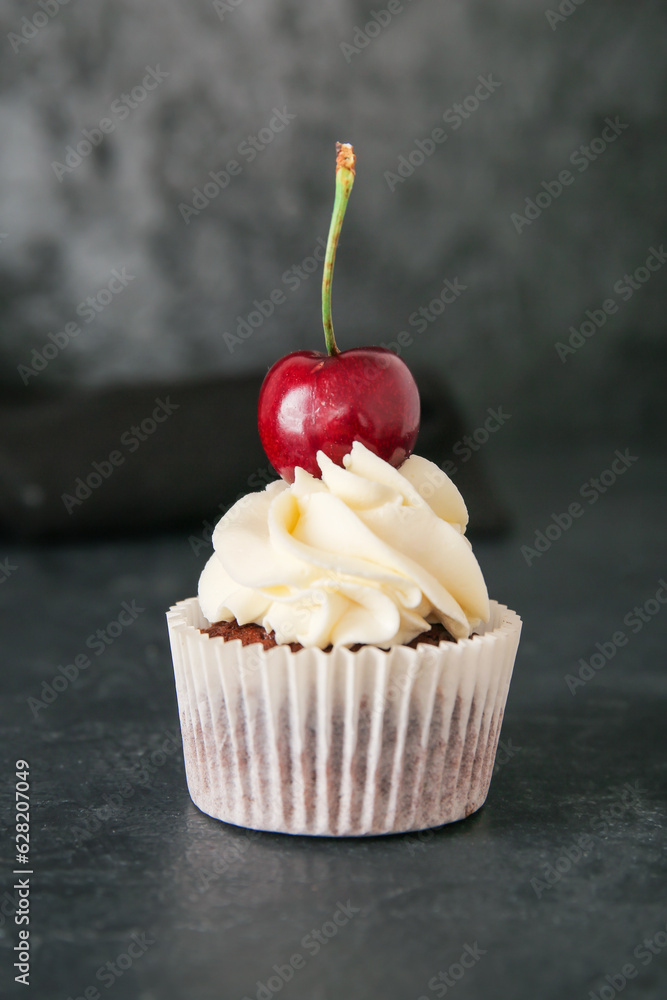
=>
[257,142,421,482]
[258,346,420,482]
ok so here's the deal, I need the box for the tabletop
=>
[1,439,665,1000]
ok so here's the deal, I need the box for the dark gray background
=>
[0,0,665,441]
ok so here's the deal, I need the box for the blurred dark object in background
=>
[0,370,509,540]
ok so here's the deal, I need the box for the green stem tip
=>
[322,142,356,356]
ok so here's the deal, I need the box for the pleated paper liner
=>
[166,598,521,836]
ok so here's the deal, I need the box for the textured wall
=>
[1,0,665,438]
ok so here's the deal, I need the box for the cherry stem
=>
[322,142,356,356]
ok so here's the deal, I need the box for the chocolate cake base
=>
[167,597,522,836]
[201,618,457,652]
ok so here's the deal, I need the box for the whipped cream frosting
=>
[198,442,490,649]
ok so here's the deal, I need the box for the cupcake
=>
[167,443,521,836]
[166,142,521,836]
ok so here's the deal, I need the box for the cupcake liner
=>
[166,598,521,836]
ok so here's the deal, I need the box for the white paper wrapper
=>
[166,598,521,836]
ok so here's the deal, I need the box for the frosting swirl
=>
[198,442,489,648]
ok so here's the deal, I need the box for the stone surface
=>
[0,440,665,998]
